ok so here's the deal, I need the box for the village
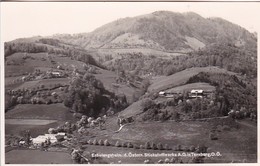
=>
[5,86,256,164]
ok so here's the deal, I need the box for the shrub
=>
[183,146,190,152]
[121,142,127,148]
[144,159,151,164]
[145,142,151,149]
[104,139,110,146]
[170,158,176,163]
[115,141,121,147]
[98,139,104,146]
[209,132,218,140]
[127,142,133,148]
[139,145,144,149]
[134,145,140,149]
[190,145,196,152]
[92,139,98,145]
[87,140,92,145]
[150,142,157,150]
[157,142,164,150]
[176,144,182,151]
[46,99,52,105]
[141,98,155,111]
[165,158,170,163]
[222,125,231,131]
[164,144,171,150]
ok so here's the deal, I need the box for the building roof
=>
[191,89,204,93]
[159,91,166,95]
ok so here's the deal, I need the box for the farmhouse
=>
[32,133,66,146]
[51,71,61,77]
[190,89,204,98]
[159,91,166,96]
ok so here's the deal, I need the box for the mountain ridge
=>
[53,11,256,53]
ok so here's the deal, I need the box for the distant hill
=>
[55,11,256,53]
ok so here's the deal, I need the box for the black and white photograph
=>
[1,1,259,165]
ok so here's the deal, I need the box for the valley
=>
[4,10,257,164]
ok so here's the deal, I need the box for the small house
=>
[159,91,166,96]
[190,89,204,98]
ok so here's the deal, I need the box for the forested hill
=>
[55,11,256,53]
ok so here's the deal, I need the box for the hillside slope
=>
[148,66,237,92]
[56,11,256,53]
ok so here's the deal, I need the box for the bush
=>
[164,144,171,150]
[139,145,144,149]
[190,145,196,152]
[164,158,170,163]
[145,142,151,149]
[170,158,176,163]
[176,144,182,151]
[127,142,133,148]
[104,139,110,146]
[157,142,164,150]
[121,142,127,148]
[222,125,231,131]
[209,132,218,140]
[150,142,157,150]
[88,140,92,145]
[183,146,190,152]
[98,139,104,146]
[115,141,121,147]
[141,98,155,111]
[134,145,140,149]
[46,99,52,105]
[92,139,98,145]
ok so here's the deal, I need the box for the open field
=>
[5,53,53,77]
[14,78,70,91]
[6,150,73,164]
[118,100,144,118]
[5,119,57,125]
[5,103,73,120]
[5,121,60,138]
[5,103,74,137]
[99,120,257,163]
[165,82,216,93]
[65,118,257,163]
[5,52,87,77]
[94,68,137,102]
[148,66,238,92]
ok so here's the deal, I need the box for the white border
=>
[0,1,259,166]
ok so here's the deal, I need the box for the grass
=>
[14,78,70,91]
[5,149,73,164]
[94,68,137,102]
[5,103,73,120]
[5,52,88,77]
[93,120,257,163]
[118,99,144,118]
[165,82,216,93]
[5,103,75,137]
[5,121,60,138]
[5,119,57,125]
[148,66,238,92]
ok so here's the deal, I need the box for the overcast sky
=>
[1,2,259,42]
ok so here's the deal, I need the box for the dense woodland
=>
[105,42,256,78]
[4,39,99,67]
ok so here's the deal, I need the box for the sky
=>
[1,2,260,42]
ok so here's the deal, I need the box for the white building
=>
[190,89,204,98]
[32,133,66,146]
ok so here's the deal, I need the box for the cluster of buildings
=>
[159,89,214,99]
[32,132,66,146]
